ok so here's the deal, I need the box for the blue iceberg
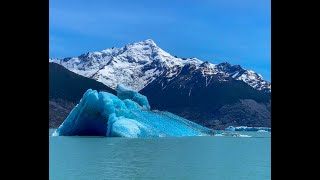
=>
[53,84,215,138]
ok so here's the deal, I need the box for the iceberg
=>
[257,130,268,132]
[53,84,215,138]
[225,126,236,131]
[225,126,271,132]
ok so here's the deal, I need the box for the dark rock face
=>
[139,65,271,130]
[49,99,76,128]
[49,63,116,128]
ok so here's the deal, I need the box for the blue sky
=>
[50,0,270,81]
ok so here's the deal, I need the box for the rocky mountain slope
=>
[49,63,116,128]
[139,63,271,129]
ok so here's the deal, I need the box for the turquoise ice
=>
[53,84,215,138]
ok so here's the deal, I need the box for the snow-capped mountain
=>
[49,39,271,93]
[139,61,271,129]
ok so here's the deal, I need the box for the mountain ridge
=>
[49,39,271,93]
[139,63,271,129]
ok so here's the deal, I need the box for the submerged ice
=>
[53,84,214,138]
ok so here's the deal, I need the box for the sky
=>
[49,0,271,81]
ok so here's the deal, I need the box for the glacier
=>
[53,84,215,138]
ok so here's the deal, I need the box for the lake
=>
[49,129,270,180]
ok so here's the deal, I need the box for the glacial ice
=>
[116,84,151,110]
[225,126,271,132]
[53,84,215,138]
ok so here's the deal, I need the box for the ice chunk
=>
[54,89,109,136]
[225,126,236,131]
[234,126,271,132]
[116,84,151,110]
[257,130,268,132]
[53,85,215,138]
[225,126,271,132]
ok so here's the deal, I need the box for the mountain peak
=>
[127,39,157,47]
[219,62,231,66]
[144,39,156,44]
[200,61,210,67]
[49,40,270,93]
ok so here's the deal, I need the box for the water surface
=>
[49,129,270,180]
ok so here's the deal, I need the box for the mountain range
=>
[50,39,270,93]
[49,39,271,129]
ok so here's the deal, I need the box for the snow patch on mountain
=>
[49,39,271,92]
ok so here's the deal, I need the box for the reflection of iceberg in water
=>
[53,84,215,138]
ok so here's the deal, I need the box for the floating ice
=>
[257,130,268,132]
[214,132,252,138]
[225,126,271,132]
[53,84,215,138]
[225,126,236,131]
[116,84,150,110]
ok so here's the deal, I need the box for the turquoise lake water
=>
[49,129,270,180]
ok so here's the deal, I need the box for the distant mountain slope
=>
[49,63,116,128]
[139,64,271,129]
[49,39,271,93]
